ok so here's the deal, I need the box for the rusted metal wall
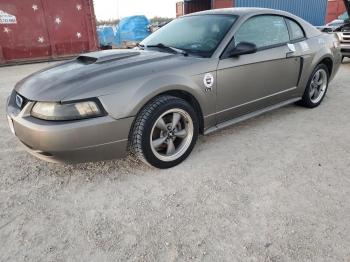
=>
[184,0,212,14]
[326,0,347,23]
[0,0,99,65]
[213,0,234,9]
[180,0,234,15]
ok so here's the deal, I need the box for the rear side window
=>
[286,19,305,40]
[235,15,289,49]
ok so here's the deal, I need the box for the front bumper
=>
[7,94,134,163]
[340,43,350,57]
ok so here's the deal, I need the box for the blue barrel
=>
[97,26,115,47]
[114,15,151,47]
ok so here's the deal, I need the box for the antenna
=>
[117,0,120,19]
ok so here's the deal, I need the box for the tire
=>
[129,95,199,169]
[298,64,329,108]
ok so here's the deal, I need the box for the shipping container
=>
[213,0,234,9]
[184,0,212,14]
[326,0,347,23]
[179,0,328,26]
[235,0,328,26]
[0,0,98,65]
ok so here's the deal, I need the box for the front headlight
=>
[31,100,104,121]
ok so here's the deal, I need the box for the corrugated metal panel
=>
[0,0,99,65]
[235,0,328,26]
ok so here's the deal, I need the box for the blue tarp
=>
[97,26,115,46]
[114,15,150,46]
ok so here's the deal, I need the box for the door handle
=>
[286,43,296,58]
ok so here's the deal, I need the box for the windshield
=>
[141,15,237,57]
[339,12,349,20]
[329,21,344,27]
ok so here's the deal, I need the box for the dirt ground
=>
[1,60,350,262]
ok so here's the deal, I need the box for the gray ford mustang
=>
[7,8,342,169]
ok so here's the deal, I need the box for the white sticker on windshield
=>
[300,41,310,52]
[0,10,17,24]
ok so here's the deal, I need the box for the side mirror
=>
[229,42,257,57]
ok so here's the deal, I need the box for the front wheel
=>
[298,64,329,108]
[129,95,199,169]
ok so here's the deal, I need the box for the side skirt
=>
[204,97,302,135]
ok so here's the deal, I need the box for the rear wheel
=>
[129,95,199,169]
[298,64,329,108]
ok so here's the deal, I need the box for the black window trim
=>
[220,14,307,59]
[284,17,307,43]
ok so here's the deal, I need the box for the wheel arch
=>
[131,89,205,135]
[297,54,335,96]
[318,57,333,77]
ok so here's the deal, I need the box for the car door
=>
[216,15,301,123]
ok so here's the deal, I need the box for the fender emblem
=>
[203,73,214,92]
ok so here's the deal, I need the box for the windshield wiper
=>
[143,43,188,56]
[137,43,145,50]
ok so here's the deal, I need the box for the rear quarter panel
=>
[296,33,342,97]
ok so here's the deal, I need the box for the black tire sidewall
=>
[302,64,329,108]
[141,98,199,169]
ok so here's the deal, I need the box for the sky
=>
[94,0,180,20]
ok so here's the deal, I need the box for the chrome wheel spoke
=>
[166,139,176,155]
[174,129,187,139]
[310,87,316,98]
[310,69,328,104]
[313,88,320,99]
[314,71,320,82]
[171,113,181,129]
[156,117,168,131]
[152,137,167,149]
[316,78,323,86]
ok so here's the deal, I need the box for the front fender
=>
[98,73,216,122]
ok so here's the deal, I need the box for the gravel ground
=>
[0,60,350,262]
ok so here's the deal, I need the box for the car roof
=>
[183,7,322,38]
[184,7,290,17]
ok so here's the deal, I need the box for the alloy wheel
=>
[309,68,328,104]
[150,108,194,162]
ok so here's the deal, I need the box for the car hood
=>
[15,49,199,101]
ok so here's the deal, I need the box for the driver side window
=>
[235,15,290,49]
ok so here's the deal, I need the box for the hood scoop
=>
[76,50,141,64]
